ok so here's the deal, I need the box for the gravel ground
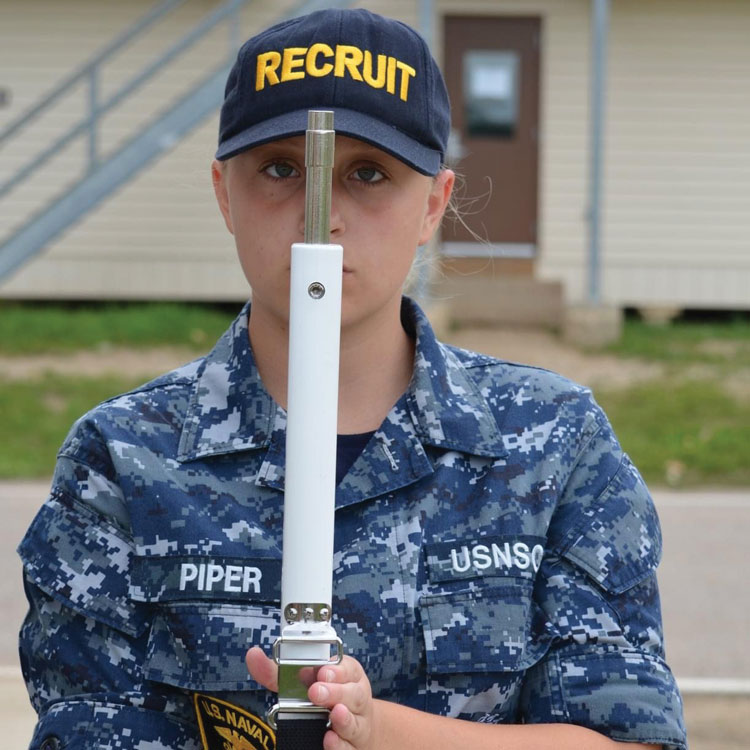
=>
[0,323,745,398]
[682,694,750,750]
[0,326,662,387]
[443,325,665,389]
[0,346,200,380]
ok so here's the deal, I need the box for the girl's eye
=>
[352,166,385,184]
[264,162,299,179]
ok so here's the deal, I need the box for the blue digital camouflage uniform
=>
[18,298,687,749]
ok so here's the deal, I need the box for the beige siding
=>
[542,0,750,307]
[0,0,302,300]
[352,0,419,28]
[436,0,750,309]
[2,0,749,307]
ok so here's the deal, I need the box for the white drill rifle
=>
[267,111,343,749]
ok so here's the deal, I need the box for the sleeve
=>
[18,447,201,750]
[520,403,687,750]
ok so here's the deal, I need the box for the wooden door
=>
[443,15,541,267]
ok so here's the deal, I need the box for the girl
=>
[19,9,686,750]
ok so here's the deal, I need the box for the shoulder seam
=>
[57,442,113,479]
[101,376,194,404]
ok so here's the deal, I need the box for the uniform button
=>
[40,737,62,750]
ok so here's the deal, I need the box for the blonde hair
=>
[404,167,490,298]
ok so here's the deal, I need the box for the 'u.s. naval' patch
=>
[194,693,276,750]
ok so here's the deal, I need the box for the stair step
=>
[433,276,565,329]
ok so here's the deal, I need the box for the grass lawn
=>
[0,304,748,485]
[0,374,148,478]
[0,301,238,354]
[596,379,750,487]
[608,315,750,368]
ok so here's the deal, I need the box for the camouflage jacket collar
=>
[177,298,506,468]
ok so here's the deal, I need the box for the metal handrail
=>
[0,0,245,200]
[0,0,186,146]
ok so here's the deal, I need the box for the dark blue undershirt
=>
[336,431,375,485]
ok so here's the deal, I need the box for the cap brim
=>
[215,108,442,176]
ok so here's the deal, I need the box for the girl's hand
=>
[246,646,378,750]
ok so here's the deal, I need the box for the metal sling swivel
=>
[267,111,343,750]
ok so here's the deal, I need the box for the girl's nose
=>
[329,192,345,238]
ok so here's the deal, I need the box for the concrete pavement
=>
[2,481,749,747]
[654,490,750,682]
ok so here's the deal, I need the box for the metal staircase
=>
[0,0,353,285]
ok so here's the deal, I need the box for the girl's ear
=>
[418,168,455,246]
[211,159,234,235]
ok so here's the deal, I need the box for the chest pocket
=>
[143,601,278,691]
[418,579,550,721]
[131,555,281,692]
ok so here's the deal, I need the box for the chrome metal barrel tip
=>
[307,110,334,132]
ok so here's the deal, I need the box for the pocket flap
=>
[419,581,549,673]
[561,458,662,595]
[18,491,146,638]
[143,603,278,691]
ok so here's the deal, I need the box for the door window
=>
[463,50,520,137]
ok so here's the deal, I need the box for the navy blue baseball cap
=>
[216,8,450,175]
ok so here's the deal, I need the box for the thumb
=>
[246,645,278,692]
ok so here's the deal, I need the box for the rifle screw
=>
[308,282,325,299]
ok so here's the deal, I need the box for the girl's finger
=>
[328,702,366,747]
[323,727,352,750]
[245,646,279,692]
[309,676,370,715]
[320,655,365,686]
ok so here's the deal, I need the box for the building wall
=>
[434,0,750,309]
[0,0,300,300]
[536,0,750,308]
[599,0,750,308]
[1,0,748,308]
[434,0,590,298]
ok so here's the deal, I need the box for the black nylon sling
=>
[276,716,328,750]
